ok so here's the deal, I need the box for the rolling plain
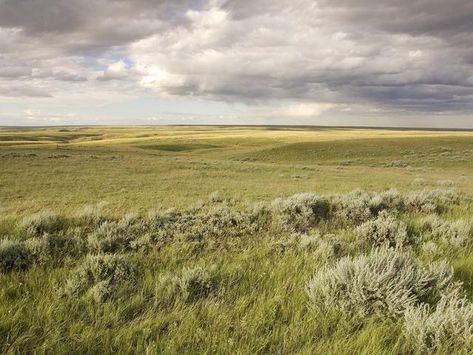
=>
[1,126,473,353]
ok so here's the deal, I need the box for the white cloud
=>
[1,0,473,125]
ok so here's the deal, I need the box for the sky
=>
[0,0,472,128]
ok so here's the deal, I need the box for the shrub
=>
[403,289,473,352]
[63,254,138,302]
[247,202,272,231]
[24,228,87,260]
[354,211,410,248]
[329,189,402,226]
[420,216,472,248]
[404,189,459,214]
[421,241,439,257]
[24,237,49,262]
[195,207,252,238]
[149,206,267,242]
[87,215,146,253]
[329,189,373,225]
[0,239,34,273]
[299,233,347,259]
[369,189,403,213]
[129,233,152,251]
[306,248,454,321]
[160,265,219,302]
[18,211,63,237]
[272,193,328,232]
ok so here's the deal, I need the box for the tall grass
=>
[1,188,472,353]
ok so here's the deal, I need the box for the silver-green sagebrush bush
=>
[420,215,472,248]
[62,254,138,302]
[0,239,33,273]
[403,289,473,352]
[354,211,410,249]
[148,205,268,242]
[404,189,459,213]
[159,265,219,302]
[299,233,348,260]
[18,211,64,237]
[25,229,87,260]
[329,189,372,225]
[87,215,146,253]
[272,193,328,232]
[306,248,455,320]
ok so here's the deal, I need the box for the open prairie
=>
[1,126,473,353]
[2,126,473,215]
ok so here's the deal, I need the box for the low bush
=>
[420,215,472,248]
[299,233,347,260]
[403,289,473,352]
[18,211,64,237]
[87,215,146,253]
[329,189,402,226]
[306,248,454,321]
[24,237,49,262]
[62,254,138,302]
[368,189,404,213]
[272,193,328,232]
[149,205,268,242]
[24,228,87,261]
[354,211,410,249]
[160,265,220,302]
[404,189,459,214]
[0,239,34,273]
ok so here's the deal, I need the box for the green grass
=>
[1,126,473,216]
[1,126,473,353]
[137,143,222,152]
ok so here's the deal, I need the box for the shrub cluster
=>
[420,215,472,248]
[62,254,138,302]
[149,205,270,242]
[354,211,410,249]
[0,239,33,273]
[272,193,328,232]
[404,189,459,214]
[299,233,348,260]
[6,188,461,277]
[18,211,64,237]
[403,289,473,352]
[306,248,454,320]
[329,189,403,226]
[159,265,220,302]
[87,215,146,253]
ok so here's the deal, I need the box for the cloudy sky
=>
[0,0,472,127]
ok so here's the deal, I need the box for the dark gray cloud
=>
[0,0,472,118]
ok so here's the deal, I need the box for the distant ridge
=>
[1,124,473,132]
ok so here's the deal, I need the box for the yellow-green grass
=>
[1,126,473,216]
[2,126,473,353]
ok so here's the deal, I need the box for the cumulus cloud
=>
[1,0,472,125]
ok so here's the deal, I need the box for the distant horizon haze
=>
[0,0,472,128]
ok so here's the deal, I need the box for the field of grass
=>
[1,126,473,216]
[1,126,473,353]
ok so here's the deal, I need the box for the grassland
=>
[1,126,473,354]
[1,126,473,216]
